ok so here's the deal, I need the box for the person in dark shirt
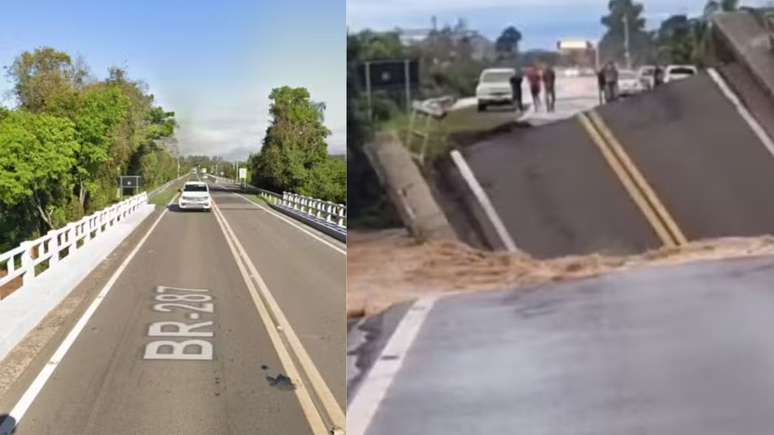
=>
[603,61,619,102]
[542,66,556,112]
[510,69,524,112]
[653,65,664,88]
[597,68,606,103]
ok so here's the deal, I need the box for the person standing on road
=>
[597,68,606,103]
[603,61,619,102]
[543,65,556,112]
[526,66,542,112]
[510,68,524,112]
[654,64,664,88]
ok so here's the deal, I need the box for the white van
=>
[476,68,515,111]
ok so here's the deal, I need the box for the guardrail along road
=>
[0,176,346,435]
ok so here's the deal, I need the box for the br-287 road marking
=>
[144,286,215,361]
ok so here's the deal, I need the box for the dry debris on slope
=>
[348,229,774,318]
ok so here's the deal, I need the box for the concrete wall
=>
[364,132,456,242]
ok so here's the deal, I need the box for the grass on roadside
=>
[246,194,268,206]
[149,178,188,207]
[381,103,520,163]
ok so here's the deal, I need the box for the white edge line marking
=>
[210,201,331,434]
[231,191,346,256]
[0,195,175,435]
[346,296,439,435]
[707,68,774,157]
[213,199,345,427]
[449,149,519,252]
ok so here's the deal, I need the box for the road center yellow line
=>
[212,202,338,435]
[588,110,688,246]
[211,201,342,434]
[578,112,678,248]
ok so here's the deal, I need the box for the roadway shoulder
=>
[0,205,166,410]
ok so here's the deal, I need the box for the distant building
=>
[556,39,598,69]
[397,28,432,46]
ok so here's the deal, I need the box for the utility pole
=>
[622,13,631,69]
[404,59,411,113]
[365,61,373,123]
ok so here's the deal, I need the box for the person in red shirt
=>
[526,66,542,112]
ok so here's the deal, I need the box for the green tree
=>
[69,85,130,211]
[252,86,331,195]
[655,15,695,64]
[306,158,346,203]
[495,26,523,60]
[704,0,740,16]
[599,0,653,65]
[6,47,88,113]
[1,49,179,249]
[0,111,79,231]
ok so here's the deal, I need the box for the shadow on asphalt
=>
[166,204,211,213]
[0,415,17,433]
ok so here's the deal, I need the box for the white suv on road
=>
[476,68,515,112]
[664,65,697,83]
[178,181,212,212]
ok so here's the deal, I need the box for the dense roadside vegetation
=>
[0,48,179,251]
[247,86,346,204]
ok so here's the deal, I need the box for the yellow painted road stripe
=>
[578,113,678,247]
[588,110,688,245]
[211,201,344,434]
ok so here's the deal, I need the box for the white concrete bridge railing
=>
[260,191,347,229]
[0,193,149,290]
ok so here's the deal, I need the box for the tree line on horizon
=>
[0,47,178,251]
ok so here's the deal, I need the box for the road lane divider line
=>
[347,296,438,435]
[0,195,178,435]
[211,201,343,434]
[707,68,774,159]
[578,113,677,247]
[587,110,687,245]
[449,150,519,252]
[231,192,346,255]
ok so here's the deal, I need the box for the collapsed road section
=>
[436,12,774,259]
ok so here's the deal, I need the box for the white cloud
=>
[175,108,345,160]
[347,0,768,34]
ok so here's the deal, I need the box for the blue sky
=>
[347,0,771,49]
[0,0,345,158]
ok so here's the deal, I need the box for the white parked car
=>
[476,68,515,111]
[618,69,644,96]
[664,65,697,83]
[178,181,212,211]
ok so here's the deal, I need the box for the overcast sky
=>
[347,0,771,49]
[0,0,345,160]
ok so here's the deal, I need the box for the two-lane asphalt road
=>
[349,255,774,435]
[0,179,345,435]
[446,65,774,258]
